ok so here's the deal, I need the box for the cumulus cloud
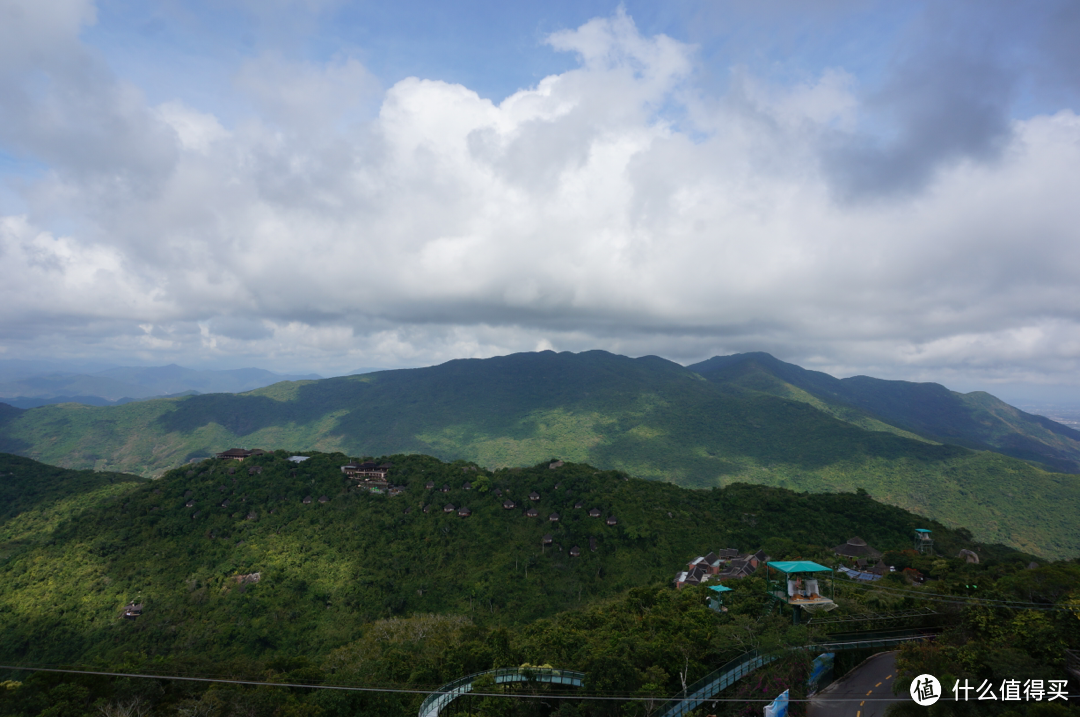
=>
[1,4,1079,394]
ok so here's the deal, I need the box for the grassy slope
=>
[0,451,1019,668]
[1,351,1078,557]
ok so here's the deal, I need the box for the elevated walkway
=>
[418,667,585,717]
[653,627,939,717]
[419,628,937,717]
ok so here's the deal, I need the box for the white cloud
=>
[155,101,230,154]
[1,7,1079,395]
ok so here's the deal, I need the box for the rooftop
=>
[768,560,832,574]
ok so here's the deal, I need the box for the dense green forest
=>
[1,452,1077,716]
[1,352,1079,558]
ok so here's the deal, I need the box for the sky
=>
[1,0,1080,404]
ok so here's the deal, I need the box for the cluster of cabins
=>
[423,482,616,522]
[675,548,771,588]
[416,481,616,557]
[676,536,894,589]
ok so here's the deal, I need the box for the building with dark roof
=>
[833,537,882,559]
[217,448,264,461]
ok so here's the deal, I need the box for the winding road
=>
[808,651,907,717]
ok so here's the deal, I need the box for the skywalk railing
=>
[654,627,938,717]
[418,667,585,717]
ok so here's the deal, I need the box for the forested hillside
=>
[1,351,1078,557]
[1,453,1076,717]
[691,352,1080,473]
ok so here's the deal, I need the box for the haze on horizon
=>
[1,0,1079,405]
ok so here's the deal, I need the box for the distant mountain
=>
[0,391,199,409]
[0,363,322,404]
[0,350,1077,558]
[689,352,1080,473]
[0,358,119,383]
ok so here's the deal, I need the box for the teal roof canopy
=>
[768,560,832,574]
[708,585,733,593]
[915,529,931,533]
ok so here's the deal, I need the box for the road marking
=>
[886,674,892,680]
[860,700,865,706]
[856,712,860,717]
[867,690,874,695]
[875,681,882,687]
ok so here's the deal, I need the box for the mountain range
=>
[1,350,1078,557]
[0,362,322,407]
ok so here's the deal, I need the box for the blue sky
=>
[1,0,1079,403]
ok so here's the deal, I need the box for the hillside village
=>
[673,535,920,591]
[212,451,625,558]
[215,449,963,583]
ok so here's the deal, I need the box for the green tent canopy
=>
[767,560,831,574]
[708,585,732,593]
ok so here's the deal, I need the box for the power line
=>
[10,663,1054,704]
[4,660,1075,704]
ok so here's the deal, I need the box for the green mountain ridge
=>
[690,352,1080,473]
[1,350,1078,558]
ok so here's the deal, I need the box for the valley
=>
[1,351,1078,558]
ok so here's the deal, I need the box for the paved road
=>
[808,651,907,717]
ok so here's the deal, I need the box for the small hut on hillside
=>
[833,537,882,559]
